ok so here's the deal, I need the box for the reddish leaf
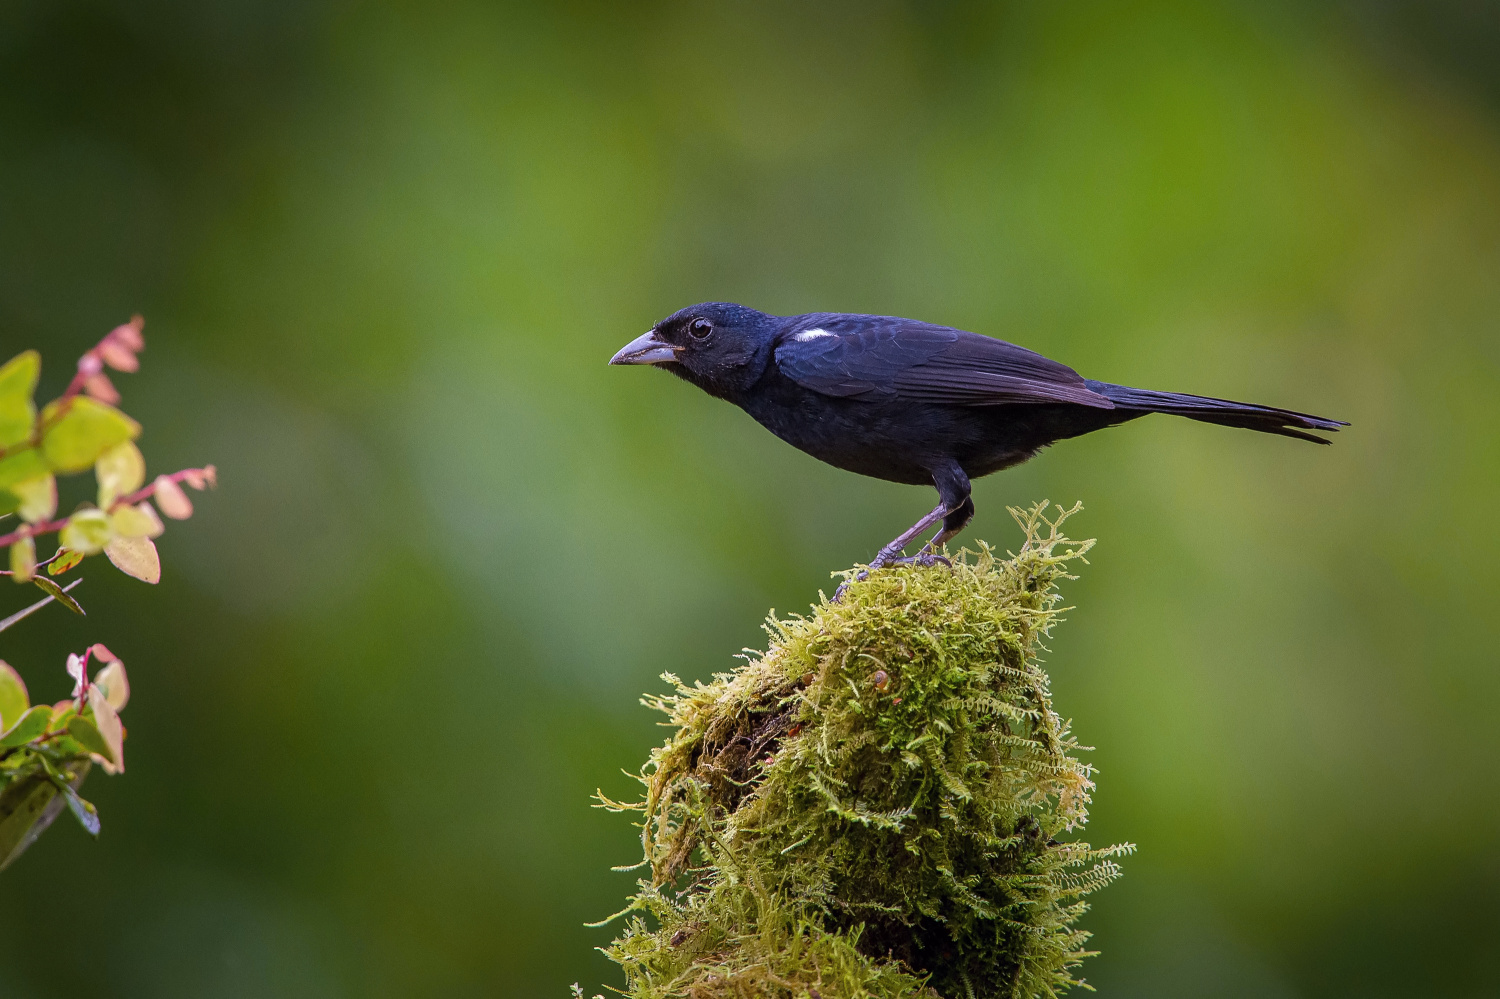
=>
[110,316,145,351]
[83,373,120,404]
[154,476,193,519]
[97,340,139,373]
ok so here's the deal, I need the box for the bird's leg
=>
[833,464,972,602]
[832,502,949,602]
[919,495,975,555]
[869,502,950,570]
[910,462,973,560]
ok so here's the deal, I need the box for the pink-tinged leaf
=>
[83,373,120,405]
[66,653,86,698]
[47,548,84,576]
[13,475,56,523]
[9,535,35,583]
[89,643,118,664]
[94,660,128,711]
[104,535,160,584]
[77,352,103,377]
[97,340,139,373]
[86,687,124,773]
[180,465,217,491]
[154,476,193,519]
[0,662,28,730]
[110,316,145,352]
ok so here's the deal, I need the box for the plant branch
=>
[0,466,214,550]
[0,578,82,634]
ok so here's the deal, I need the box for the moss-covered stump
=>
[596,502,1131,999]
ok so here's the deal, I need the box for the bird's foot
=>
[831,551,951,603]
[885,551,952,569]
[831,570,868,603]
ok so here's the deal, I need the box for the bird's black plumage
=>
[610,303,1345,578]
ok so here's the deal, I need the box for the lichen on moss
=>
[594,502,1132,999]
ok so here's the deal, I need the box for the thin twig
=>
[0,578,82,634]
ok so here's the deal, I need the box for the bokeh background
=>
[3,1,1499,996]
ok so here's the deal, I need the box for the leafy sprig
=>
[0,317,215,593]
[0,318,214,871]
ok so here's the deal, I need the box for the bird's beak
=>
[609,330,680,366]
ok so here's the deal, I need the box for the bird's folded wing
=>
[774,315,1114,408]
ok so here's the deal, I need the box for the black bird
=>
[610,303,1345,581]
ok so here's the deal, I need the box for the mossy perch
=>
[594,502,1131,999]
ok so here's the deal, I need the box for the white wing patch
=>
[793,328,834,342]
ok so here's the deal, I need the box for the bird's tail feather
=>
[1084,380,1347,445]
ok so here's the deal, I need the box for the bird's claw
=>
[831,551,951,603]
[831,569,869,603]
[887,551,952,569]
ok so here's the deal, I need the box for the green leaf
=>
[0,661,28,729]
[104,534,160,584]
[0,449,47,492]
[1,704,52,747]
[47,702,76,732]
[0,777,61,871]
[12,475,55,523]
[38,397,140,474]
[58,508,111,555]
[31,575,85,615]
[47,548,83,576]
[9,534,35,582]
[109,503,162,539]
[61,785,99,837]
[95,440,145,507]
[66,714,113,763]
[0,351,40,449]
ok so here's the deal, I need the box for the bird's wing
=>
[773,314,1114,408]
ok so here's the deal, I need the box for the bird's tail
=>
[1084,380,1347,444]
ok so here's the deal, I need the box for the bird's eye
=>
[689,318,713,340]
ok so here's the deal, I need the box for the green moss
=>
[595,502,1131,999]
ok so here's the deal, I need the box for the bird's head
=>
[609,302,779,398]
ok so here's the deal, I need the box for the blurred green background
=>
[2,1,1499,995]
